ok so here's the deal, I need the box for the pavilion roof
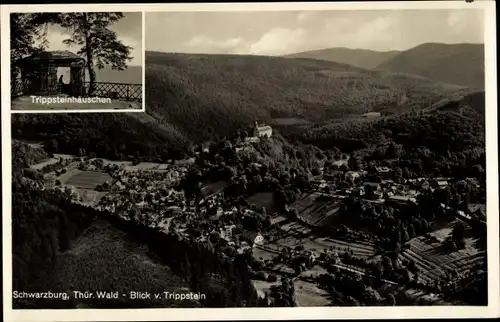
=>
[15,50,85,67]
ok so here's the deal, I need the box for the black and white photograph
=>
[2,1,498,321]
[9,11,144,112]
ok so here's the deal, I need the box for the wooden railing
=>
[11,79,142,102]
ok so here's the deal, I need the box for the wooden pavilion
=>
[13,50,86,97]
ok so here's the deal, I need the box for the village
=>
[25,121,486,306]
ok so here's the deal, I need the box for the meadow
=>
[64,171,112,189]
[246,192,275,212]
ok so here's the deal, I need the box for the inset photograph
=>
[10,12,144,112]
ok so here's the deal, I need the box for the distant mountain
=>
[58,65,142,84]
[376,43,484,89]
[285,47,401,69]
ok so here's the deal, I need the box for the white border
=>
[4,10,145,114]
[2,1,499,321]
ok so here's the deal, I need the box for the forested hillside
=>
[286,91,485,177]
[285,47,401,69]
[377,43,484,89]
[145,52,468,143]
[12,112,190,162]
[12,140,50,169]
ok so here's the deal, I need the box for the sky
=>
[41,12,143,66]
[146,9,484,55]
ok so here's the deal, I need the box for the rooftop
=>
[16,51,85,66]
[388,195,417,203]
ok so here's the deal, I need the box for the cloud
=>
[297,12,313,22]
[342,16,398,49]
[146,10,484,55]
[183,27,308,55]
[447,11,468,27]
[248,27,308,55]
[185,35,245,54]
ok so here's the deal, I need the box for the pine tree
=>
[58,13,133,95]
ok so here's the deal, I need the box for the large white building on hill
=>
[253,121,272,138]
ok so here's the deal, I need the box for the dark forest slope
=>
[377,43,484,89]
[12,140,50,168]
[12,112,190,162]
[289,91,484,148]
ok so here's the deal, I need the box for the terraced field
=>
[400,222,486,283]
[291,193,342,227]
[266,233,377,260]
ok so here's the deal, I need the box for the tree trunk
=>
[87,56,95,96]
[83,13,95,96]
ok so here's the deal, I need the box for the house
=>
[456,210,472,222]
[223,224,237,239]
[237,245,252,254]
[386,195,417,208]
[346,171,362,181]
[466,203,486,219]
[375,166,393,179]
[43,174,56,188]
[244,137,260,144]
[253,121,273,138]
[364,182,381,191]
[241,231,265,247]
[306,251,316,266]
[311,179,328,189]
[430,179,448,189]
[363,182,382,199]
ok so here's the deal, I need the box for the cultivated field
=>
[65,171,112,189]
[30,153,78,170]
[264,233,376,260]
[252,274,282,299]
[78,190,108,206]
[362,112,382,118]
[246,192,274,211]
[292,193,342,227]
[58,168,81,184]
[266,216,377,260]
[30,158,59,170]
[53,153,77,160]
[201,180,228,196]
[294,279,331,306]
[400,221,486,283]
[102,159,133,167]
[272,118,311,126]
[101,158,190,172]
